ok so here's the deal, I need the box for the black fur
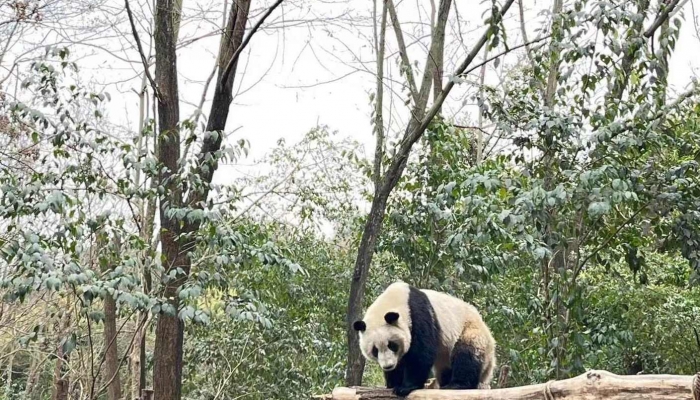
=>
[383,364,404,388]
[438,368,453,387]
[353,320,366,332]
[384,311,400,324]
[441,339,482,390]
[390,286,440,397]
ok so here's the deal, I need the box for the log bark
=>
[322,371,700,400]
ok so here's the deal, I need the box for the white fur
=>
[358,281,411,371]
[422,289,495,386]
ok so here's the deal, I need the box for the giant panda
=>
[352,281,496,397]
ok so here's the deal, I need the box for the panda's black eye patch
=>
[372,346,378,358]
[387,341,399,353]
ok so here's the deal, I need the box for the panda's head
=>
[353,311,410,372]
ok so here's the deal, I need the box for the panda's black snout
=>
[382,364,396,371]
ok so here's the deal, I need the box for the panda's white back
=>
[421,289,483,354]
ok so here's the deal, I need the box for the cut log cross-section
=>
[317,370,700,400]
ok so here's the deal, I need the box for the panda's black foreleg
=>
[392,356,433,397]
[384,364,404,388]
[441,340,481,390]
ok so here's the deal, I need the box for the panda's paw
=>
[393,385,420,397]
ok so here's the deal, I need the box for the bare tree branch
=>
[219,0,284,90]
[644,0,683,38]
[461,34,551,77]
[124,0,158,97]
[386,0,418,101]
[373,0,388,188]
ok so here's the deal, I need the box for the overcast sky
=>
[6,0,700,183]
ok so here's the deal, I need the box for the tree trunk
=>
[103,293,122,400]
[430,0,452,104]
[132,73,155,399]
[51,345,69,400]
[345,190,393,385]
[23,355,40,400]
[131,314,148,399]
[371,0,387,188]
[344,0,452,383]
[539,0,566,378]
[324,371,700,400]
[152,0,184,398]
[51,311,72,400]
[150,0,274,398]
[5,352,13,393]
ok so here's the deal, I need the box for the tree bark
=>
[345,0,515,385]
[324,371,700,400]
[130,315,148,399]
[51,321,71,400]
[103,293,123,400]
[51,349,69,400]
[475,46,488,164]
[152,0,184,399]
[190,0,252,201]
[23,354,40,400]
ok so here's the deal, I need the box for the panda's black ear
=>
[353,320,366,332]
[384,312,400,325]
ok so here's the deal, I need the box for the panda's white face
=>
[359,325,408,371]
[353,283,413,372]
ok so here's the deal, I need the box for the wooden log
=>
[318,370,700,400]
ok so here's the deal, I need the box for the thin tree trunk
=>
[386,0,417,101]
[539,0,564,379]
[103,293,122,400]
[372,0,388,190]
[51,314,72,400]
[131,68,153,400]
[24,355,40,400]
[5,352,13,393]
[430,0,451,104]
[51,350,69,400]
[476,46,488,164]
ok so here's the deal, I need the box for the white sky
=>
[5,0,700,184]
